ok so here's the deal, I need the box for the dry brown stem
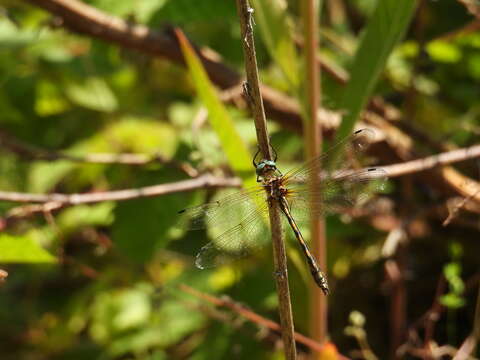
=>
[235,0,296,358]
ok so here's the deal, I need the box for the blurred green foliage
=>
[0,0,479,359]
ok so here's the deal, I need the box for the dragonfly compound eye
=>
[256,160,277,176]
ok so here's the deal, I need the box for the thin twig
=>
[453,281,480,359]
[0,269,8,285]
[179,284,351,359]
[0,174,240,208]
[235,0,296,358]
[380,145,480,178]
[2,143,480,219]
[0,130,198,177]
[456,0,480,18]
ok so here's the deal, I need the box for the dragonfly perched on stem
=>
[179,129,388,295]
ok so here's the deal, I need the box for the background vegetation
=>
[0,0,479,359]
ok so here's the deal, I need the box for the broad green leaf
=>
[334,0,417,152]
[57,203,115,235]
[176,30,256,188]
[0,233,56,263]
[0,18,38,47]
[28,161,75,193]
[426,41,462,63]
[251,0,300,89]
[113,177,195,263]
[65,77,118,113]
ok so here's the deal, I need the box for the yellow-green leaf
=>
[0,234,56,263]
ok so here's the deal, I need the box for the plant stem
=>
[300,0,328,346]
[235,0,297,358]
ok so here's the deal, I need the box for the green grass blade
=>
[334,0,417,151]
[176,30,256,188]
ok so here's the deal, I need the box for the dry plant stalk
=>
[235,0,297,358]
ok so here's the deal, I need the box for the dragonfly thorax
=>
[262,176,288,200]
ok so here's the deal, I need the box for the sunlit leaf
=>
[426,41,462,63]
[0,234,56,263]
[35,80,70,116]
[65,77,118,113]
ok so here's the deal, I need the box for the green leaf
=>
[28,161,75,193]
[35,80,70,116]
[113,186,194,263]
[426,41,462,63]
[0,233,56,263]
[440,293,465,309]
[57,203,115,236]
[65,77,118,113]
[334,0,417,150]
[176,30,256,188]
[251,0,300,89]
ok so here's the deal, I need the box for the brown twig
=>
[235,0,296,358]
[380,144,480,179]
[452,281,480,359]
[0,174,240,207]
[0,130,198,177]
[2,143,480,220]
[437,19,480,41]
[178,284,351,360]
[0,269,8,285]
[443,189,480,226]
[457,0,480,18]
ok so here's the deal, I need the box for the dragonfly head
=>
[255,160,278,179]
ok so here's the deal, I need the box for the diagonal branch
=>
[457,0,480,18]
[25,0,332,132]
[178,284,351,360]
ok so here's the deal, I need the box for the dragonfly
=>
[178,129,387,295]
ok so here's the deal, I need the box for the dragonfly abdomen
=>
[278,197,330,295]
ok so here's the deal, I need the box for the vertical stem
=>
[235,0,297,358]
[301,0,328,347]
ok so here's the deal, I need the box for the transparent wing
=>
[178,186,266,230]
[287,167,388,223]
[195,201,270,269]
[282,128,377,183]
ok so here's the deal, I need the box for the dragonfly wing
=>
[287,167,388,222]
[282,128,377,182]
[195,202,270,269]
[178,187,266,230]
